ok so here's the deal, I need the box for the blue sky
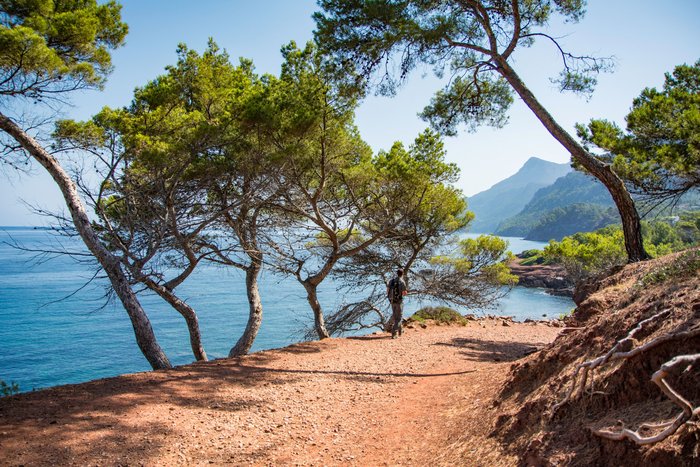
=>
[2,0,699,225]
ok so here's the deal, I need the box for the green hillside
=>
[495,172,617,240]
[503,204,620,241]
[467,157,571,233]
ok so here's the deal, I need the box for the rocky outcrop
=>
[508,258,574,296]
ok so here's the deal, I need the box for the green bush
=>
[1,380,20,397]
[410,306,468,325]
[558,308,575,320]
[543,226,627,281]
[540,213,700,281]
[519,249,541,259]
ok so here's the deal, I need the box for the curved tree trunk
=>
[496,60,650,262]
[143,279,207,361]
[0,112,172,370]
[229,258,264,357]
[303,281,330,339]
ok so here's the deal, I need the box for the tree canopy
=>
[326,131,515,336]
[578,60,700,205]
[0,0,128,99]
[0,0,173,369]
[315,0,649,262]
[314,0,603,135]
[543,212,700,281]
[54,40,284,359]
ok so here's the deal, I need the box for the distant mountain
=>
[495,171,619,240]
[502,204,620,241]
[467,157,572,233]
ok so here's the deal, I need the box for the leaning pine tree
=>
[0,1,171,369]
[314,0,650,262]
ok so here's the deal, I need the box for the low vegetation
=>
[536,212,700,281]
[517,249,546,266]
[409,306,469,325]
[637,249,700,288]
[0,380,19,397]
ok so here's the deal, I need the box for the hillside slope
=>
[468,157,571,233]
[496,171,618,240]
[478,248,699,465]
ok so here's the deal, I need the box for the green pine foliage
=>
[542,212,700,280]
[579,60,700,201]
[1,0,128,97]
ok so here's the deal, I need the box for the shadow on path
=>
[0,331,547,466]
[232,364,476,380]
[434,337,543,363]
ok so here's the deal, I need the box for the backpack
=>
[389,278,402,303]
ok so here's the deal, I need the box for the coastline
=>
[1,227,574,393]
[507,257,574,297]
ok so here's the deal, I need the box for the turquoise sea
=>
[0,228,574,393]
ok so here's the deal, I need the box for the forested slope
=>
[468,157,571,233]
[496,171,618,240]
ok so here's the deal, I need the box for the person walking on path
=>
[387,269,408,339]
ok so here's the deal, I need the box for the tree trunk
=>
[303,282,330,339]
[144,280,207,361]
[496,60,650,262]
[0,112,172,370]
[229,258,264,357]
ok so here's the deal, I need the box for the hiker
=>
[387,268,408,339]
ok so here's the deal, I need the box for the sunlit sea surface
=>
[0,228,573,392]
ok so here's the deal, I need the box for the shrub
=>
[543,226,626,282]
[1,380,20,397]
[542,215,700,281]
[410,306,468,325]
[519,249,540,259]
[639,249,700,287]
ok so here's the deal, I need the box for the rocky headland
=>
[508,256,574,296]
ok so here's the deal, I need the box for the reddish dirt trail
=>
[0,320,560,466]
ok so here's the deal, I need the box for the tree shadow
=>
[0,370,267,465]
[0,338,474,466]
[434,337,544,363]
[346,334,391,341]
[231,364,476,380]
[273,341,326,354]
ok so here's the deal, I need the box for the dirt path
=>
[0,320,560,466]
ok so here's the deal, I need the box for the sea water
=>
[0,228,573,392]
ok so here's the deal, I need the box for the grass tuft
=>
[638,249,700,287]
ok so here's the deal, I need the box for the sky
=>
[1,0,699,226]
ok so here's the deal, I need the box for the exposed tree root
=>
[550,308,700,445]
[551,309,671,413]
[593,353,700,444]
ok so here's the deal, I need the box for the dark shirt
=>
[388,276,407,303]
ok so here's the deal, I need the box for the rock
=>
[508,258,574,296]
